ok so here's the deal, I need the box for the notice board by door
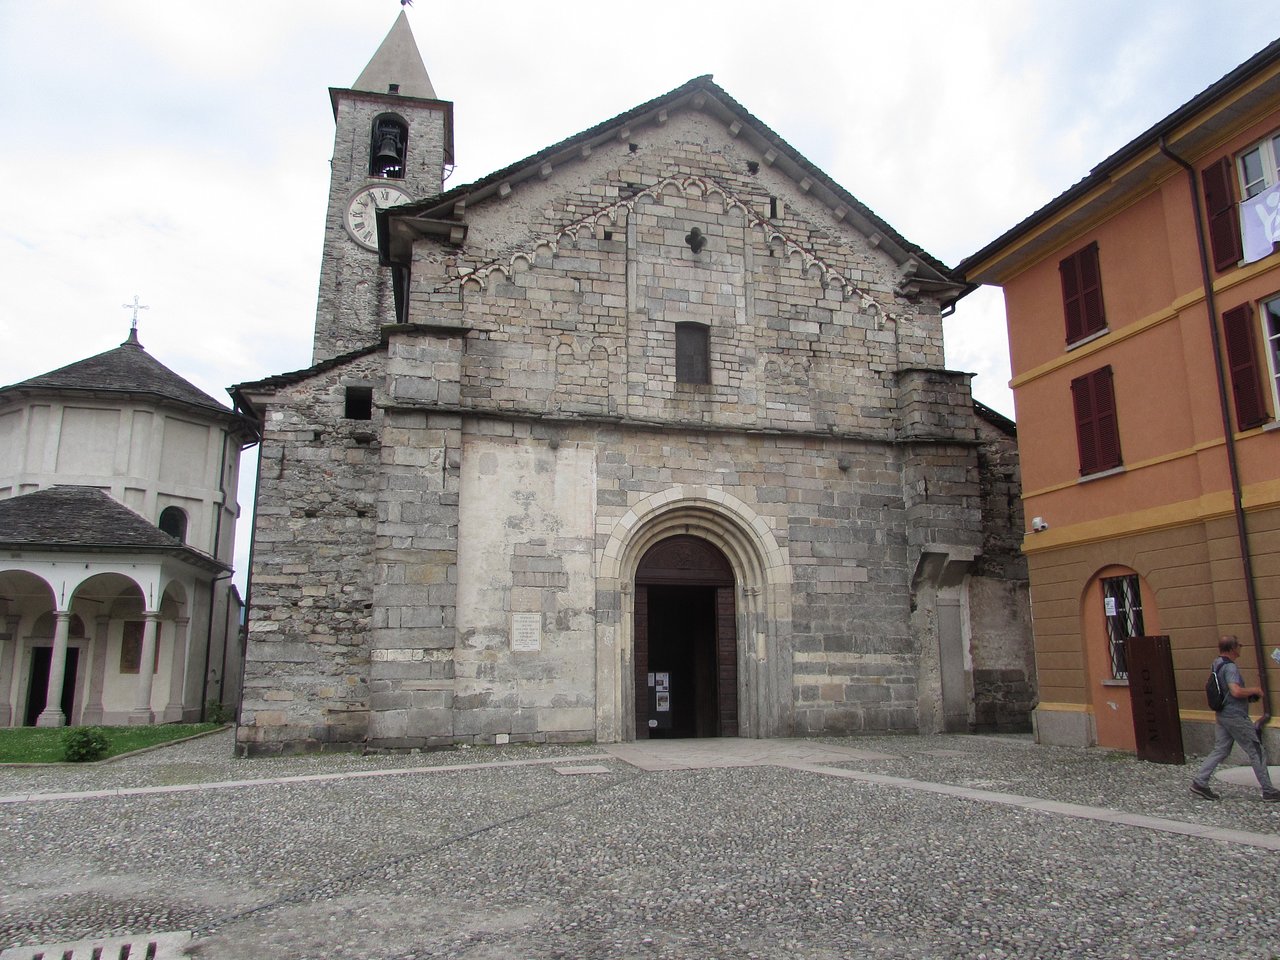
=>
[1124,635,1185,765]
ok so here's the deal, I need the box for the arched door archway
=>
[634,535,737,739]
[1081,564,1160,751]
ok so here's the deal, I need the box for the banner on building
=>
[1241,182,1280,264]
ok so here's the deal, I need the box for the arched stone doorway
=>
[594,484,793,743]
[634,536,737,739]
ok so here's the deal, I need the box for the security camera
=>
[1031,517,1048,532]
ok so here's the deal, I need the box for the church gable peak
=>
[382,76,959,293]
[352,10,437,100]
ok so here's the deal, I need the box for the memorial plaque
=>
[511,613,542,652]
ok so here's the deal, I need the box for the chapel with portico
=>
[0,325,257,727]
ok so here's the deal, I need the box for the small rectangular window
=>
[344,386,374,420]
[1059,242,1106,344]
[1070,365,1122,476]
[675,323,710,385]
[1102,574,1144,680]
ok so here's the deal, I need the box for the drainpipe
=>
[1159,139,1271,734]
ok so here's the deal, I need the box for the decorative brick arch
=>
[594,486,792,741]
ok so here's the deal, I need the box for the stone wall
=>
[969,414,1035,731]
[238,352,386,753]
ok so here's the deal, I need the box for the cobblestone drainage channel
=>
[0,932,192,960]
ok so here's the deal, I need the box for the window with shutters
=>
[1264,295,1280,420]
[675,322,710,385]
[1071,365,1122,477]
[1059,242,1106,345]
[1222,302,1270,430]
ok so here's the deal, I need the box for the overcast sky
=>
[0,0,1272,588]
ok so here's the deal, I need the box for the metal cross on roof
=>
[122,294,149,330]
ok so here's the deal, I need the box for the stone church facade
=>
[233,14,1033,755]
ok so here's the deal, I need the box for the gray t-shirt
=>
[1216,658,1249,718]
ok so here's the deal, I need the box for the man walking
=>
[1191,635,1279,801]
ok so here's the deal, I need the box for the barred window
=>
[1102,574,1144,680]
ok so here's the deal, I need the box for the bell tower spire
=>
[353,10,436,100]
[311,12,454,363]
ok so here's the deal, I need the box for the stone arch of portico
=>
[595,487,793,742]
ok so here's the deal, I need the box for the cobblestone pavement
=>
[2,730,1278,959]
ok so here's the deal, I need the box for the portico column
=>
[0,614,20,726]
[163,616,190,721]
[35,611,73,728]
[80,615,111,725]
[129,611,160,724]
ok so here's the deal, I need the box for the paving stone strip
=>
[779,761,1280,851]
[0,754,614,805]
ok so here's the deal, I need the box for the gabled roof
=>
[352,10,436,100]
[0,486,227,571]
[959,38,1280,283]
[230,323,470,420]
[1,329,237,421]
[379,75,964,299]
[974,400,1016,437]
[231,341,384,417]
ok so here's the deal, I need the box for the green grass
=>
[0,723,222,764]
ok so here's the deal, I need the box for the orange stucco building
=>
[959,40,1280,755]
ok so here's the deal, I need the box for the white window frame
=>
[1238,131,1280,199]
[1263,294,1280,420]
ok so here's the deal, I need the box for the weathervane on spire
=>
[122,294,149,335]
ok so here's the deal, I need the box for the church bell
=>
[371,118,406,178]
[376,131,401,165]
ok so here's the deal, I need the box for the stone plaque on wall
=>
[511,613,542,652]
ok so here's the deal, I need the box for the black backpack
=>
[1206,659,1229,712]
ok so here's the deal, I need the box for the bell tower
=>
[313,11,454,363]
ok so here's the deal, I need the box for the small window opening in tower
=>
[345,386,374,420]
[769,196,778,219]
[371,117,408,179]
[159,506,188,543]
[675,322,711,384]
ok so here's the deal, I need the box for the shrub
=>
[60,726,110,763]
[206,701,235,724]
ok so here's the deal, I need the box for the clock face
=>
[344,183,413,251]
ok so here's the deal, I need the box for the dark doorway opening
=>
[25,646,80,726]
[634,535,738,739]
[646,586,718,738]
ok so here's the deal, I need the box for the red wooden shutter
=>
[634,585,649,740]
[1061,254,1084,343]
[1222,303,1268,429]
[1078,244,1105,336]
[715,586,738,737]
[1060,243,1105,344]
[1092,366,1122,470]
[1202,157,1243,272]
[1071,366,1122,475]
